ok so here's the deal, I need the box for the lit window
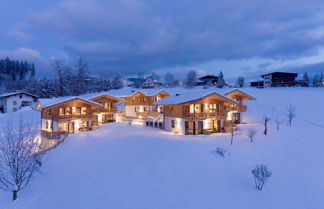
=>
[81,107,87,115]
[65,107,71,115]
[59,108,65,115]
[144,107,149,112]
[135,107,139,112]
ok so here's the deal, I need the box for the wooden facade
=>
[123,90,170,120]
[159,92,254,135]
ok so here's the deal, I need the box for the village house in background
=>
[155,89,255,135]
[250,72,308,88]
[0,91,38,113]
[196,75,219,86]
[142,76,161,88]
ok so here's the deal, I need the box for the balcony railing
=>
[57,113,93,120]
[184,112,227,118]
[41,130,68,139]
[136,112,161,117]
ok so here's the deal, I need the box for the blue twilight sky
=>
[1,0,324,80]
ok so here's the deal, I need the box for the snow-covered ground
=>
[1,87,324,209]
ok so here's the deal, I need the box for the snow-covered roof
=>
[114,89,169,97]
[0,91,38,99]
[37,96,103,109]
[80,92,125,102]
[224,89,256,100]
[154,91,240,105]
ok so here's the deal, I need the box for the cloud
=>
[5,0,324,76]
[0,48,41,60]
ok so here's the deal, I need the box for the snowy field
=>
[1,87,324,209]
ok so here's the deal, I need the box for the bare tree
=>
[252,164,272,190]
[247,128,257,142]
[286,103,296,127]
[262,115,271,135]
[229,125,241,144]
[184,70,197,88]
[0,119,43,201]
[275,115,283,130]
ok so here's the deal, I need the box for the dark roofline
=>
[198,75,218,79]
[0,91,39,99]
[261,72,298,77]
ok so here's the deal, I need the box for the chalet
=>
[37,92,126,139]
[82,92,125,124]
[251,72,307,87]
[155,89,255,135]
[122,90,170,125]
[37,97,103,139]
[197,75,218,86]
[0,91,38,113]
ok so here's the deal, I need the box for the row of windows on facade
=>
[168,104,221,113]
[132,96,161,102]
[134,106,163,113]
[58,107,87,115]
[12,101,32,105]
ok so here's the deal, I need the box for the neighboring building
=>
[251,72,307,87]
[37,97,103,139]
[0,91,38,113]
[155,89,255,135]
[126,78,144,87]
[142,76,161,88]
[37,92,126,139]
[122,90,170,125]
[197,75,219,86]
[82,92,125,124]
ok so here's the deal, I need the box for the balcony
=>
[41,130,68,139]
[136,112,161,117]
[184,112,227,119]
[57,113,93,120]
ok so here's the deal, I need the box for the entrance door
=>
[68,122,75,133]
[196,121,203,134]
[185,121,195,135]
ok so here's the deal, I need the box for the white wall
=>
[2,94,36,113]
[125,105,151,117]
[164,117,186,135]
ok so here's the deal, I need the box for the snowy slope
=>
[0,87,324,209]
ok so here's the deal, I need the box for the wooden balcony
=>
[137,112,161,117]
[184,112,227,119]
[56,113,93,120]
[41,130,68,139]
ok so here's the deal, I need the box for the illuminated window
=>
[73,107,81,114]
[209,104,217,113]
[144,107,149,112]
[59,108,65,115]
[135,107,139,112]
[65,107,71,115]
[140,97,146,102]
[81,107,87,115]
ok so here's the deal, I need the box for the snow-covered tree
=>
[184,70,197,88]
[164,72,176,87]
[51,59,73,96]
[302,72,310,86]
[111,74,124,89]
[217,71,225,88]
[236,76,245,88]
[73,57,90,95]
[0,119,44,200]
[252,165,272,190]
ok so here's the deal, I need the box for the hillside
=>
[1,87,324,209]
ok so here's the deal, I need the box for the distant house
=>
[197,75,219,86]
[142,76,161,88]
[251,72,308,88]
[0,91,38,113]
[126,78,144,87]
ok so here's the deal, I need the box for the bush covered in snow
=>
[252,165,272,190]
